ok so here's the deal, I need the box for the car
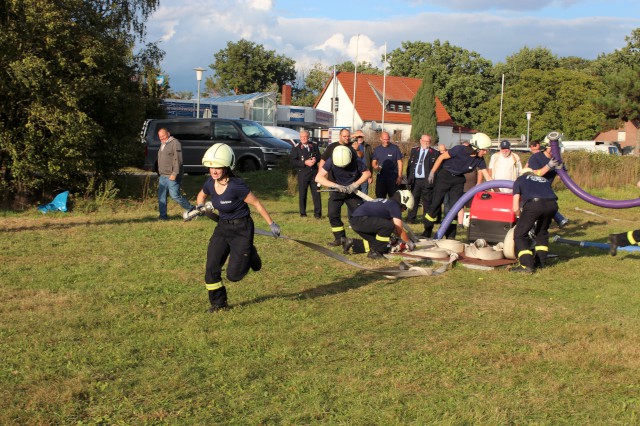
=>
[263,126,301,148]
[141,118,292,173]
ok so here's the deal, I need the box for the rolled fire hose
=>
[464,244,504,261]
[254,228,452,278]
[435,238,465,253]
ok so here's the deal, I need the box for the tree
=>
[292,63,331,107]
[594,29,640,155]
[596,67,640,146]
[0,0,163,206]
[208,39,296,95]
[493,46,560,83]
[476,68,606,142]
[387,40,495,129]
[410,71,439,144]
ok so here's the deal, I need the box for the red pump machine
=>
[467,191,517,244]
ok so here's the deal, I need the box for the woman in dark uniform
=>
[196,143,281,312]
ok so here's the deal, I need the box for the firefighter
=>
[511,167,558,273]
[195,143,281,312]
[315,145,371,246]
[525,132,569,228]
[342,190,416,258]
[609,230,640,256]
[422,133,493,239]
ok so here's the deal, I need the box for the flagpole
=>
[498,73,504,142]
[382,42,387,132]
[352,34,359,131]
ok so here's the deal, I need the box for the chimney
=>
[281,84,292,106]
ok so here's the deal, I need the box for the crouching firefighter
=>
[315,145,371,247]
[195,143,281,312]
[511,167,558,273]
[342,190,416,259]
[422,133,493,239]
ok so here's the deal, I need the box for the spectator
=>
[156,128,194,220]
[488,140,522,193]
[371,131,403,198]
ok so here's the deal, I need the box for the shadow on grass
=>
[234,271,383,308]
[1,215,176,233]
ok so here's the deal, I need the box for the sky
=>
[145,0,640,94]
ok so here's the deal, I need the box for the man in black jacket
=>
[290,130,322,218]
[406,134,439,224]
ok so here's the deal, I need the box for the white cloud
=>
[145,1,639,92]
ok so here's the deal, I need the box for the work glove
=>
[427,172,435,185]
[406,240,416,251]
[183,206,203,222]
[346,183,360,194]
[547,158,562,169]
[269,221,281,238]
[333,184,349,193]
[203,201,219,222]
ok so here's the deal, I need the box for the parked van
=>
[141,118,292,173]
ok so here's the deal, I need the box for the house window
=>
[617,131,626,142]
[398,105,404,112]
[406,105,411,113]
[389,104,396,112]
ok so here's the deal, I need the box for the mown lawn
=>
[1,170,639,424]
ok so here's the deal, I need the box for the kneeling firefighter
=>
[343,190,416,259]
[195,143,281,312]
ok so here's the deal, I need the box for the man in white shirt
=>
[488,140,522,193]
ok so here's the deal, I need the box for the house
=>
[595,120,639,155]
[314,71,473,147]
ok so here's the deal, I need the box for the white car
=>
[263,126,301,148]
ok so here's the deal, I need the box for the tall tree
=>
[208,39,296,95]
[493,46,560,83]
[387,40,495,129]
[292,63,331,107]
[410,71,439,144]
[0,0,163,206]
[477,68,606,142]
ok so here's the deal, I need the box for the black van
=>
[141,118,292,173]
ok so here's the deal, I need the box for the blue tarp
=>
[38,191,69,213]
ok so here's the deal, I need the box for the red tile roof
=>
[315,72,456,127]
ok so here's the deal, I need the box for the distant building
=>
[161,86,333,140]
[314,71,473,147]
[595,120,639,154]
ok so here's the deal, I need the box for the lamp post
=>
[525,111,533,148]
[194,67,206,118]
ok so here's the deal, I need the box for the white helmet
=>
[202,143,235,169]
[332,145,352,168]
[470,132,492,150]
[395,189,415,210]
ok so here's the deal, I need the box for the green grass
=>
[1,169,640,424]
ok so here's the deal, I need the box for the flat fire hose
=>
[255,228,455,278]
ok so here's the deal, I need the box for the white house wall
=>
[317,77,474,146]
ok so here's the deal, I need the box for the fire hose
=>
[254,228,455,278]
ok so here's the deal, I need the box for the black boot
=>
[208,286,229,312]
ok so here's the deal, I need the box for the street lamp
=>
[525,111,533,148]
[194,67,206,118]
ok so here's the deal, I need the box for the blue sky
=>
[146,0,640,93]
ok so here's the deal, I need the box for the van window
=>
[240,122,271,138]
[214,122,240,141]
[159,121,211,143]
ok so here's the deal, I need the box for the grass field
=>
[1,168,640,424]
